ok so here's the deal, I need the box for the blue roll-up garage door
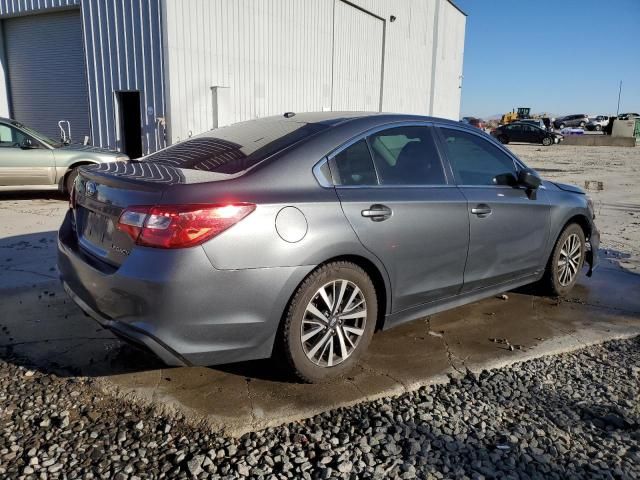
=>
[4,9,90,143]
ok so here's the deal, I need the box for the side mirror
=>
[518,168,541,189]
[20,138,35,149]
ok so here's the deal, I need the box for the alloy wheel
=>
[557,233,582,286]
[300,279,367,367]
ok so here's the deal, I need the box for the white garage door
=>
[4,10,90,143]
[332,1,384,112]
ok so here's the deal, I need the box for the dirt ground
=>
[509,144,640,273]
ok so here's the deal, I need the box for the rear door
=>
[505,124,523,142]
[0,123,54,186]
[435,125,550,292]
[330,124,469,315]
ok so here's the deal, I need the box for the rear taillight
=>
[117,203,256,248]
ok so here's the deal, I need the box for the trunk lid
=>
[73,163,171,266]
[73,162,242,266]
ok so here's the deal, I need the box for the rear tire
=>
[278,262,377,383]
[595,124,602,131]
[498,135,509,144]
[540,223,586,296]
[542,136,553,146]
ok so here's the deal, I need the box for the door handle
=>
[471,204,492,216]
[361,204,392,221]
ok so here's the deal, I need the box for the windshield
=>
[18,124,62,148]
[143,117,329,174]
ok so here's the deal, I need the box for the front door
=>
[330,125,469,315]
[0,124,55,186]
[436,126,550,292]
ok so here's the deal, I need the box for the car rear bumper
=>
[57,210,314,366]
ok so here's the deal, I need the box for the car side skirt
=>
[383,272,542,330]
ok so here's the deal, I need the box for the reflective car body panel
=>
[58,112,598,367]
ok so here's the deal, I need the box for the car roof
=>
[259,111,467,129]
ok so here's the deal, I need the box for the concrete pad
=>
[2,262,638,436]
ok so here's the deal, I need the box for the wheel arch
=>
[314,254,391,331]
[58,160,97,192]
[562,213,592,239]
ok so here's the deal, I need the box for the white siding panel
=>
[164,0,334,144]
[164,0,466,142]
[332,1,383,111]
[430,0,466,119]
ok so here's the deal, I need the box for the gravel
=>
[1,337,638,479]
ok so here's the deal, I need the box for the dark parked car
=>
[491,122,562,146]
[553,114,589,129]
[58,112,598,383]
[514,118,547,130]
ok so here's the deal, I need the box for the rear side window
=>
[439,128,516,186]
[331,139,378,186]
[367,126,446,185]
[143,118,328,174]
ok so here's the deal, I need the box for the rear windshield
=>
[142,118,328,174]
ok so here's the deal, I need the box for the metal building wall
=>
[163,0,466,144]
[430,0,466,120]
[162,0,335,144]
[0,0,166,154]
[80,0,165,154]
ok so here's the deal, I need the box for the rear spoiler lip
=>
[78,163,175,192]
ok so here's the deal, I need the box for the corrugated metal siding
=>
[0,0,166,154]
[80,0,165,154]
[4,9,90,141]
[0,0,79,16]
[163,0,464,143]
[430,0,465,119]
[163,0,334,144]
[332,1,383,111]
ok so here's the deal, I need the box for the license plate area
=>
[78,209,115,257]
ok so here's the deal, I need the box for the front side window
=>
[367,126,446,185]
[331,139,378,186]
[439,128,517,186]
[0,124,27,148]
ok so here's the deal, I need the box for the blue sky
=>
[454,0,640,118]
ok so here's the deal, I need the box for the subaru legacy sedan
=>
[58,112,598,383]
[0,118,128,194]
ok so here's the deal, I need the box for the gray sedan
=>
[57,112,599,383]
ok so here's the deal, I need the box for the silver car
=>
[0,118,128,193]
[58,112,599,383]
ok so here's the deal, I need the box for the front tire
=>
[558,123,565,129]
[595,124,602,131]
[541,223,586,296]
[542,136,553,146]
[279,262,377,383]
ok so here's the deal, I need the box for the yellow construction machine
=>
[500,107,531,125]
